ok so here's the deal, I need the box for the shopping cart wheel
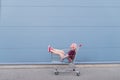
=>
[54,71,59,75]
[73,69,75,71]
[76,71,80,76]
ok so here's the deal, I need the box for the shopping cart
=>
[50,44,82,76]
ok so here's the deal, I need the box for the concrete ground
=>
[0,64,120,80]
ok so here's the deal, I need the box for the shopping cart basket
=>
[50,44,82,76]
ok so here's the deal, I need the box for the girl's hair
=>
[70,43,77,49]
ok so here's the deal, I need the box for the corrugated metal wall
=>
[0,0,120,64]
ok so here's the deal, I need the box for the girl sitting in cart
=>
[48,43,82,62]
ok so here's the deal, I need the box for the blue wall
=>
[0,0,120,64]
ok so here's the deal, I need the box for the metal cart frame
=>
[50,47,81,76]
